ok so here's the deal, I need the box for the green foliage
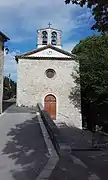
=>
[3,76,16,100]
[70,35,108,131]
[65,0,108,33]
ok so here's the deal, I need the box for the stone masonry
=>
[16,26,82,129]
[37,28,62,49]
[0,41,4,114]
[17,57,82,128]
[0,32,9,113]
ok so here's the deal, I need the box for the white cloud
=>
[63,41,78,52]
[4,50,19,82]
[0,0,93,81]
[11,36,32,43]
[0,0,92,36]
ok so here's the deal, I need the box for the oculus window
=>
[46,69,56,78]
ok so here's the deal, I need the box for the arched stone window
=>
[51,31,57,45]
[42,31,48,45]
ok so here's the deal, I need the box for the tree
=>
[65,0,108,33]
[3,76,16,100]
[70,35,108,131]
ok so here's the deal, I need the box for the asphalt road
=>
[0,105,49,180]
[2,102,108,180]
[72,149,108,180]
[55,121,108,180]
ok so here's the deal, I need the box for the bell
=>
[5,47,9,54]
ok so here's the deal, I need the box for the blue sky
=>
[1,0,98,82]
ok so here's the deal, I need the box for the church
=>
[16,24,82,128]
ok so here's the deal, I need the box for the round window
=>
[46,69,56,78]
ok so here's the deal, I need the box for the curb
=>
[71,148,102,151]
[99,131,108,136]
[37,103,71,156]
[0,112,5,117]
[36,112,59,180]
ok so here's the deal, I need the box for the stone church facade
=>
[16,26,82,128]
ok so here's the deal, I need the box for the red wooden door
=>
[44,95,56,120]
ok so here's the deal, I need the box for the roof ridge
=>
[37,27,62,32]
[15,44,76,62]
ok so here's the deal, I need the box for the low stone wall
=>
[37,103,71,156]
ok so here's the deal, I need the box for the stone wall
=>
[37,103,71,156]
[37,28,62,48]
[17,58,82,128]
[0,41,4,114]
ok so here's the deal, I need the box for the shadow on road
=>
[2,116,49,180]
[56,122,93,149]
[2,99,16,112]
[55,122,108,180]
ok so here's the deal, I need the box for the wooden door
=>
[44,94,56,120]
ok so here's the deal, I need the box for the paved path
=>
[73,150,108,180]
[52,121,108,180]
[2,102,108,180]
[0,105,49,180]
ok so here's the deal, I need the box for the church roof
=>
[37,27,62,32]
[15,44,76,62]
[37,23,62,32]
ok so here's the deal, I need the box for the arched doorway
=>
[44,94,56,120]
